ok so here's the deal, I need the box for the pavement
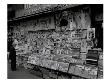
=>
[7,63,42,79]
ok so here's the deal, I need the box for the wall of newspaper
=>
[12,8,102,79]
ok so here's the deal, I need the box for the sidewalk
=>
[8,63,42,79]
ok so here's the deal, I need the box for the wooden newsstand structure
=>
[8,4,103,79]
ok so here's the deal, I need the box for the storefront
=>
[8,4,103,79]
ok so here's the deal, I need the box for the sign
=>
[24,4,52,10]
[16,4,77,18]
